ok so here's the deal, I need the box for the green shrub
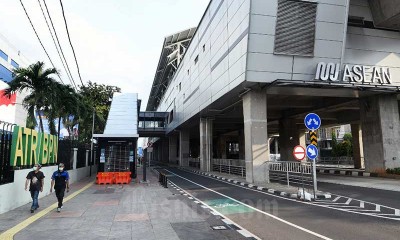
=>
[386,168,400,175]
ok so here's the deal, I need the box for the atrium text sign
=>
[315,62,392,84]
[10,126,58,167]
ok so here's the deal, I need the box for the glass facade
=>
[0,49,8,61]
[11,59,19,68]
[0,64,13,82]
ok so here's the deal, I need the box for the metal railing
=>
[317,157,354,167]
[212,159,246,177]
[265,161,313,187]
[0,121,15,185]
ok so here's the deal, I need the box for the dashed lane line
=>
[165,169,332,240]
[168,179,260,239]
[0,182,94,240]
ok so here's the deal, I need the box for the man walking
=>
[50,163,70,212]
[25,164,45,213]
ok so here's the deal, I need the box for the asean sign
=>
[10,126,58,167]
[315,62,392,84]
[293,145,306,161]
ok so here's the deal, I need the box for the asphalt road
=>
[164,167,400,240]
[318,181,400,210]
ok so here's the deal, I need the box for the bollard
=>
[162,173,168,188]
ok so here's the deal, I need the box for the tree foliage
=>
[3,61,121,144]
[78,81,121,142]
[331,131,353,157]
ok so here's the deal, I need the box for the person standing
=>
[50,163,70,212]
[25,164,45,213]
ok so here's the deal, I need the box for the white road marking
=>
[167,177,261,240]
[345,198,352,205]
[165,169,332,240]
[375,205,381,211]
[238,229,255,238]
[360,201,365,208]
[175,168,400,221]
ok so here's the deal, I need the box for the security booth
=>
[93,93,140,183]
[95,137,137,179]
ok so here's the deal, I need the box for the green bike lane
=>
[165,168,400,240]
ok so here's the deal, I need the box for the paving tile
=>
[114,213,149,222]
[47,210,84,218]
[93,200,120,206]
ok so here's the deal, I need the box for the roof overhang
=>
[146,27,197,111]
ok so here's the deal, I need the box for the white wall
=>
[156,0,250,132]
[0,165,95,214]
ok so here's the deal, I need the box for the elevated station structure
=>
[144,0,400,183]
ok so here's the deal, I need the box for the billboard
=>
[10,126,58,166]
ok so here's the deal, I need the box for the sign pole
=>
[301,163,305,201]
[313,157,317,200]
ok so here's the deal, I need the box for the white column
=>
[200,118,213,172]
[243,90,269,184]
[72,148,78,170]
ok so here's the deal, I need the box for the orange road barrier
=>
[96,172,131,184]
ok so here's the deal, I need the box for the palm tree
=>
[3,61,59,132]
[51,84,87,138]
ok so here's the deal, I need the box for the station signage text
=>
[315,62,392,84]
[10,126,58,167]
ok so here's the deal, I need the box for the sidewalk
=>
[318,174,400,192]
[0,168,247,240]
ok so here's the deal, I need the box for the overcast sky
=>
[0,0,209,110]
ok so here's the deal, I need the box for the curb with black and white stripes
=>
[317,168,376,177]
[179,167,332,200]
[168,181,259,239]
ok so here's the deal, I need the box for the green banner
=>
[10,126,58,166]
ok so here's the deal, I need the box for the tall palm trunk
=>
[37,106,44,133]
[58,117,62,138]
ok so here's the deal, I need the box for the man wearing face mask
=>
[25,164,45,213]
[50,163,70,212]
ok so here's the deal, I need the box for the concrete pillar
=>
[200,118,213,171]
[360,95,400,172]
[169,135,178,164]
[243,90,269,184]
[73,148,78,170]
[180,129,190,167]
[351,124,364,169]
[299,131,306,149]
[275,138,279,154]
[162,138,169,163]
[279,119,300,161]
[239,130,245,160]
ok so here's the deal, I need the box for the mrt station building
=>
[145,0,400,183]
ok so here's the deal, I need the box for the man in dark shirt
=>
[50,163,70,212]
[25,164,45,213]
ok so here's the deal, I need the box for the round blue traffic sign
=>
[304,113,321,131]
[306,145,318,160]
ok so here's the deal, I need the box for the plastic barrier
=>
[96,172,113,184]
[96,172,131,184]
[115,172,131,184]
